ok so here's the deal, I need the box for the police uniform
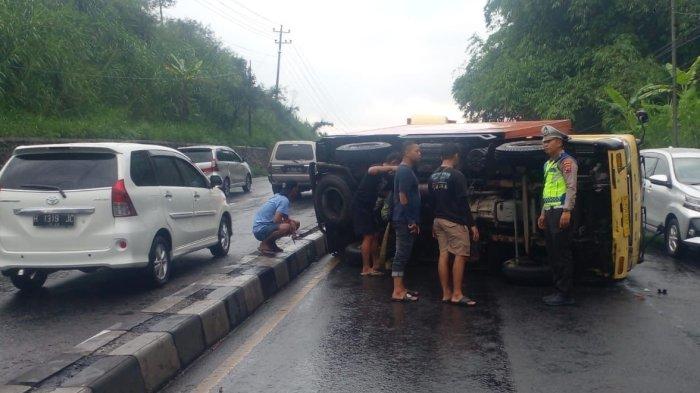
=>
[541,126,578,299]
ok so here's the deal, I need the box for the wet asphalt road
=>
[163,245,700,393]
[0,177,318,385]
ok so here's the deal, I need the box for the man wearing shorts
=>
[252,181,300,256]
[428,143,479,306]
[352,152,401,276]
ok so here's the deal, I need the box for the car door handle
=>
[193,192,201,199]
[164,191,173,199]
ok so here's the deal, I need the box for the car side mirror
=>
[209,175,223,188]
[649,174,671,188]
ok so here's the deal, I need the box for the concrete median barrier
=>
[0,229,327,393]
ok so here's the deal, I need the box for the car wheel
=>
[221,177,231,197]
[9,270,48,292]
[146,235,171,287]
[665,217,685,258]
[210,217,231,257]
[243,174,252,193]
[314,175,353,225]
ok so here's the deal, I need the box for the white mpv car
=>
[641,148,700,257]
[0,143,232,291]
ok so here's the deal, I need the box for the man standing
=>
[537,126,578,306]
[429,143,479,306]
[352,153,401,276]
[253,181,301,256]
[391,142,422,302]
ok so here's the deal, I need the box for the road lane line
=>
[192,256,339,393]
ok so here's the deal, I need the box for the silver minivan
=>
[179,145,252,197]
[641,147,700,257]
[268,141,315,194]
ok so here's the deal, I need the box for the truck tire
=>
[314,175,353,225]
[335,142,393,165]
[502,257,552,285]
[495,141,544,164]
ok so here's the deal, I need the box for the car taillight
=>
[203,160,218,174]
[112,179,137,217]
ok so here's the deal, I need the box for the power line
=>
[194,0,272,40]
[213,0,275,35]
[223,0,279,25]
[286,56,351,130]
[291,46,354,128]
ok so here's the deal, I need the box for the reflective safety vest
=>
[542,153,571,209]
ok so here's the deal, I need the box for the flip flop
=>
[360,270,384,276]
[391,292,419,302]
[451,297,476,307]
[407,290,420,297]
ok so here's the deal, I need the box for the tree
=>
[453,0,700,129]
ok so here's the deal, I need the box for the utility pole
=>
[671,0,679,146]
[159,0,164,25]
[247,60,253,137]
[273,25,291,100]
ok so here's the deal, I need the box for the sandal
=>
[360,270,384,276]
[451,297,476,307]
[257,246,276,257]
[407,290,420,297]
[391,292,419,302]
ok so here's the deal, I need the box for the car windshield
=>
[179,149,213,163]
[0,152,117,190]
[275,144,314,161]
[673,157,700,185]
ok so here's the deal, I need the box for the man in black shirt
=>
[428,143,480,306]
[352,152,401,276]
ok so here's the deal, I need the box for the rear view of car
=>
[179,146,252,197]
[0,143,232,291]
[268,141,316,194]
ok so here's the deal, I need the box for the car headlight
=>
[685,195,700,212]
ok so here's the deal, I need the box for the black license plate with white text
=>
[33,213,75,227]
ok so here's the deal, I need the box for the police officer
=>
[537,125,578,306]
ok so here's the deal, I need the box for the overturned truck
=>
[310,119,643,282]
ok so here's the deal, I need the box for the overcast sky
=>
[165,0,488,133]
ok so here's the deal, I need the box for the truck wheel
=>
[495,141,544,164]
[9,270,48,292]
[665,217,685,258]
[335,142,393,165]
[314,175,353,225]
[502,257,552,285]
[145,235,171,287]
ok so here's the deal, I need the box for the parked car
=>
[178,145,252,197]
[0,143,232,291]
[268,140,316,194]
[641,148,700,257]
[311,118,643,283]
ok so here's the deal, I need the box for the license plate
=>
[33,213,75,227]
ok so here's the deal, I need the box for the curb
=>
[0,230,327,393]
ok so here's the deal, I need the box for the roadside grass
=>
[0,108,308,148]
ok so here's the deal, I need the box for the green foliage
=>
[601,57,699,147]
[453,0,699,133]
[0,0,315,147]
